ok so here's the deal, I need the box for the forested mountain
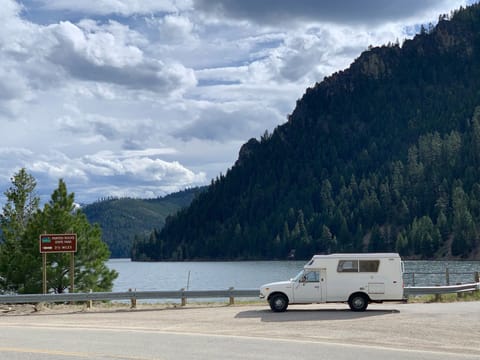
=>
[132,4,480,261]
[83,187,203,258]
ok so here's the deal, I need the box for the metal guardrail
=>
[0,288,261,305]
[404,282,480,296]
[0,283,478,305]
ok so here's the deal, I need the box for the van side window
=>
[303,271,320,282]
[337,260,380,272]
[359,260,380,272]
[337,260,358,272]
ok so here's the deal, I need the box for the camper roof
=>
[311,253,400,260]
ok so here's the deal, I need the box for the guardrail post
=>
[181,288,186,306]
[229,287,234,305]
[129,288,136,309]
[446,268,450,286]
[87,289,93,309]
[456,284,463,299]
[435,285,441,302]
[475,272,480,294]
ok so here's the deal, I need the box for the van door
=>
[293,270,321,303]
[320,268,327,302]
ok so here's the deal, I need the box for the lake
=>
[107,258,480,293]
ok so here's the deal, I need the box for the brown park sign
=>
[39,234,77,253]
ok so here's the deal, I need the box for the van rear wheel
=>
[348,293,368,311]
[269,294,288,312]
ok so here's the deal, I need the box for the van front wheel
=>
[269,294,288,312]
[348,293,368,311]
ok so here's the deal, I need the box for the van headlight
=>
[259,287,269,299]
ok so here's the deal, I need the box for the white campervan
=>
[260,253,404,312]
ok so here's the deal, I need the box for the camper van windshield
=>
[293,270,305,282]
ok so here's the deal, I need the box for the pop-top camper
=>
[260,253,404,312]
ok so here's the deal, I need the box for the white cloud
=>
[154,14,197,44]
[0,68,32,116]
[53,21,143,68]
[32,0,193,16]
[48,20,197,93]
[56,112,156,144]
[173,104,282,142]
[194,0,467,26]
[25,148,207,203]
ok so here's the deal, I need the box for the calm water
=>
[403,260,480,286]
[107,259,480,292]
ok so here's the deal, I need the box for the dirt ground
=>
[0,301,208,315]
[1,301,479,356]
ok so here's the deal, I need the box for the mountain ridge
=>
[82,187,204,258]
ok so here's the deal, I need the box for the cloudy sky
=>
[0,0,476,204]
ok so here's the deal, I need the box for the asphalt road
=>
[1,301,479,359]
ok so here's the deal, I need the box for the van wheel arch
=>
[268,292,289,312]
[348,292,369,312]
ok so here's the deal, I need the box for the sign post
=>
[70,252,75,293]
[42,253,47,294]
[39,234,77,294]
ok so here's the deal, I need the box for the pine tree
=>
[0,168,39,243]
[0,169,40,293]
[395,232,409,256]
[0,174,117,294]
[451,185,477,256]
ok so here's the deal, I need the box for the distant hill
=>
[83,187,204,258]
[133,4,480,261]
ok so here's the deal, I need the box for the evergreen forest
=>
[82,187,203,258]
[132,4,480,261]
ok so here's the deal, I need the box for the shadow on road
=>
[235,307,400,322]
